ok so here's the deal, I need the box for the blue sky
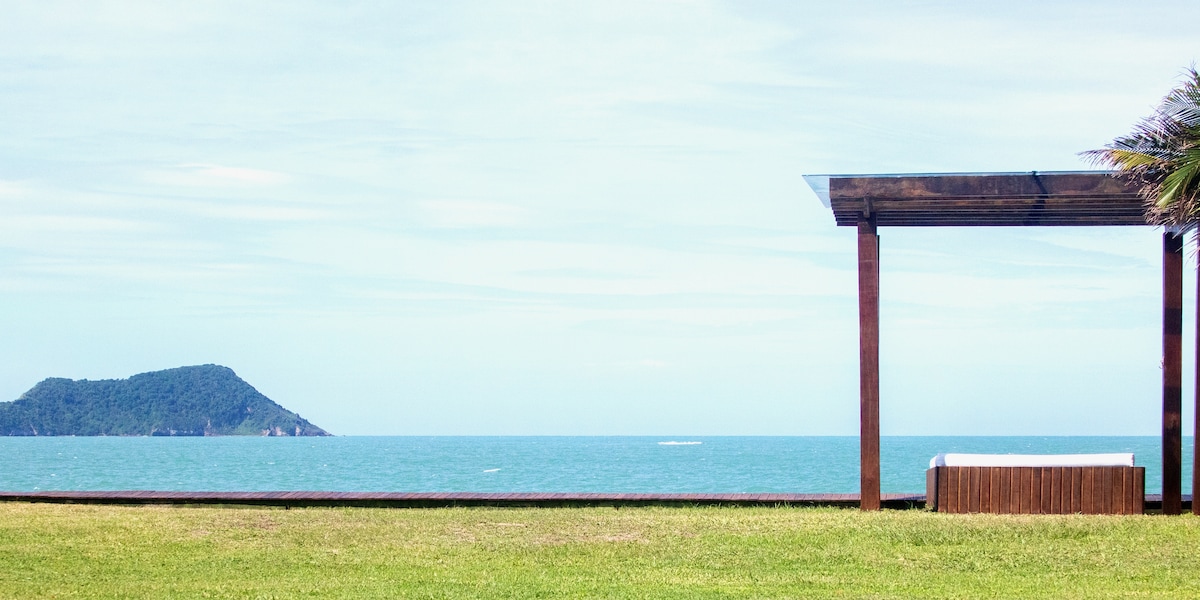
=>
[2,0,1198,435]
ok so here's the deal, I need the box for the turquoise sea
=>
[0,436,1191,494]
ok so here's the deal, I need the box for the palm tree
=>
[1084,68,1200,227]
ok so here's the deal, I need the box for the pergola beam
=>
[818,171,1144,227]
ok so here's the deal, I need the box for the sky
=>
[2,0,1199,436]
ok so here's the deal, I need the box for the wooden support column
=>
[858,216,881,511]
[1163,231,1183,515]
[1195,241,1200,516]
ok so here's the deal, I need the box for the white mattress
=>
[929,453,1134,469]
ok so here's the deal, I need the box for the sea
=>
[0,436,1191,494]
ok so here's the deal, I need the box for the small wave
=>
[657,441,702,446]
[483,468,501,473]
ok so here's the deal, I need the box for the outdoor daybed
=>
[925,453,1144,514]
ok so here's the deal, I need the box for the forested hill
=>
[0,365,329,436]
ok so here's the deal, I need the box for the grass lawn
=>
[1,503,1198,598]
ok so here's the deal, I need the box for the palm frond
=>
[1083,67,1200,226]
[1160,68,1200,128]
[1158,148,1200,206]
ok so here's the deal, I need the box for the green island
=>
[0,365,328,437]
[1,503,1198,599]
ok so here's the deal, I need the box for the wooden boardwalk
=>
[0,491,1185,511]
[0,491,924,509]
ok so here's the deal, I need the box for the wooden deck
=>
[0,491,1185,511]
[0,491,925,509]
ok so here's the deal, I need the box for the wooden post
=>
[858,217,881,511]
[1195,243,1200,516]
[1163,231,1183,515]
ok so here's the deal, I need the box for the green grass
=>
[1,503,1199,598]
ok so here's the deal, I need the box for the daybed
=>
[925,453,1144,515]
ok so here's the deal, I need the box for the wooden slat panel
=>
[960,467,972,513]
[979,467,992,513]
[1110,467,1119,514]
[927,469,938,511]
[1006,468,1016,514]
[1016,468,1026,513]
[937,470,948,512]
[990,468,1002,514]
[938,466,950,512]
[1019,468,1032,514]
[1080,465,1089,513]
[1075,468,1084,511]
[1022,468,1032,516]
[1027,467,1038,514]
[945,468,958,513]
[1122,470,1132,515]
[1087,469,1098,514]
[1085,467,1097,514]
[1118,468,1129,515]
[1012,468,1022,513]
[968,468,981,513]
[1030,468,1041,514]
[1032,470,1041,513]
[1102,468,1115,514]
[1080,467,1091,514]
[1126,469,1135,514]
[1128,467,1138,514]
[944,468,955,513]
[1049,467,1062,514]
[998,467,1011,514]
[1097,469,1107,513]
[1005,468,1015,513]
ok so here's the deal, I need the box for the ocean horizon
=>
[0,436,1190,495]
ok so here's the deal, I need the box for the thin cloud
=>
[2,215,153,234]
[144,163,291,187]
[167,200,330,222]
[0,180,26,196]
[418,200,533,229]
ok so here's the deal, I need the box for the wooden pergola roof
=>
[805,171,1145,227]
[808,171,1194,515]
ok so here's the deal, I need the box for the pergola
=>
[805,171,1195,514]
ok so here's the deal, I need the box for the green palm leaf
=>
[1085,67,1200,227]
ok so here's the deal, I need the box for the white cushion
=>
[929,453,1134,469]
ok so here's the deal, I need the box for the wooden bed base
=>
[926,466,1144,514]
